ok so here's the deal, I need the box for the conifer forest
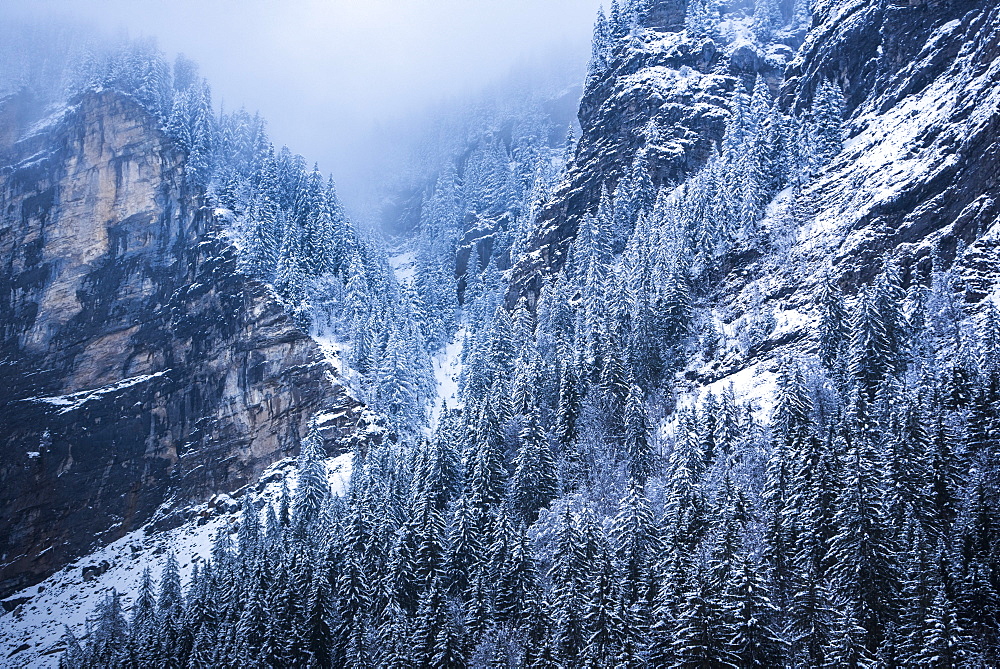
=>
[1,0,999,667]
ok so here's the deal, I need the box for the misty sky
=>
[4,0,603,201]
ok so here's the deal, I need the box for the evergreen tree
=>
[510,409,559,524]
[130,567,157,660]
[89,590,129,667]
[725,554,784,667]
[335,545,369,668]
[827,415,898,656]
[582,544,623,667]
[548,507,588,664]
[817,270,849,371]
[495,527,540,628]
[849,285,895,397]
[753,0,783,41]
[292,422,331,534]
[813,79,846,163]
[612,483,657,607]
[622,382,655,482]
[915,584,967,667]
[589,7,612,78]
[672,569,731,667]
[59,626,84,669]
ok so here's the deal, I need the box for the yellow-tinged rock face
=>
[0,90,369,599]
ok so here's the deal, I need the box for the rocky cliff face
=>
[794,0,998,279]
[645,0,687,32]
[510,37,724,304]
[508,1,803,306]
[0,91,365,598]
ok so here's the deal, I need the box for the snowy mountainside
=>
[429,327,465,431]
[508,0,999,411]
[389,243,465,431]
[693,0,1000,395]
[0,87,367,600]
[508,2,791,306]
[389,248,418,287]
[4,0,1000,666]
[0,454,352,668]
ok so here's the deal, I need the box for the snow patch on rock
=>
[27,371,171,414]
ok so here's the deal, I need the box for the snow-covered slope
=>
[0,454,352,668]
[429,326,465,431]
[389,249,418,287]
[0,90,365,600]
[694,0,1000,405]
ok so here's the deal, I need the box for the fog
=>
[2,0,602,217]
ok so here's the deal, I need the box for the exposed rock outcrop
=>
[645,0,687,32]
[508,0,997,390]
[508,11,737,307]
[0,90,366,598]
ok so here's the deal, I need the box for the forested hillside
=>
[0,0,997,667]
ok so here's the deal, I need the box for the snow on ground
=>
[663,357,780,455]
[388,250,417,286]
[312,331,350,378]
[428,327,465,432]
[0,453,352,668]
[0,511,229,667]
[704,362,781,421]
[309,328,370,409]
[323,451,354,497]
[674,355,780,423]
[799,10,994,260]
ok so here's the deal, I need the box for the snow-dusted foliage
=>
[56,281,1000,665]
[2,0,999,667]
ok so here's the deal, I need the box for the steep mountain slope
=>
[508,31,727,304]
[0,90,366,599]
[779,0,999,287]
[0,453,353,667]
[512,0,998,381]
[2,0,999,665]
[508,0,801,306]
[700,0,999,391]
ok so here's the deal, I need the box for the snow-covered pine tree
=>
[291,422,331,534]
[813,79,846,164]
[589,6,612,79]
[510,409,559,524]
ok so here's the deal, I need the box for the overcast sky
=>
[5,0,602,193]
